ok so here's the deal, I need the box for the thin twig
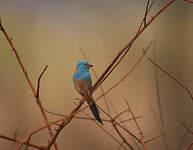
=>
[124,99,144,138]
[6,41,151,150]
[0,20,58,150]
[152,42,165,130]
[144,0,150,27]
[136,0,155,36]
[119,116,142,124]
[44,108,112,122]
[182,124,193,135]
[76,103,128,150]
[117,141,126,150]
[152,40,169,150]
[144,133,164,143]
[0,133,46,149]
[112,122,134,150]
[47,96,88,149]
[184,0,193,3]
[93,0,155,92]
[177,125,192,150]
[37,65,48,99]
[124,99,147,150]
[91,0,176,94]
[97,105,141,144]
[15,142,26,150]
[0,0,176,148]
[184,141,193,150]
[113,109,129,120]
[14,134,31,150]
[47,16,153,150]
[24,134,32,150]
[147,57,193,101]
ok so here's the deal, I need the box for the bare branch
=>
[184,0,193,3]
[152,40,169,150]
[177,125,192,150]
[147,57,193,101]
[37,65,48,99]
[78,105,128,150]
[0,133,46,150]
[0,20,58,150]
[91,0,176,94]
[182,124,193,135]
[119,116,142,124]
[0,0,177,149]
[184,141,193,150]
[144,134,164,143]
[144,0,150,27]
[112,122,134,150]
[113,109,129,120]
[124,99,144,138]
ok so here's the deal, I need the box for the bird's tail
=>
[87,95,103,125]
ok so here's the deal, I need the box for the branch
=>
[76,103,128,150]
[147,57,193,101]
[0,0,176,148]
[112,122,134,150]
[97,105,141,144]
[124,99,146,150]
[177,125,192,150]
[144,133,164,143]
[80,48,112,118]
[113,109,129,121]
[184,0,193,3]
[91,0,176,94]
[44,107,112,123]
[0,21,58,149]
[119,116,142,124]
[184,141,193,150]
[0,133,46,150]
[125,99,144,137]
[182,124,193,135]
[37,65,48,99]
[152,40,169,150]
[144,0,150,27]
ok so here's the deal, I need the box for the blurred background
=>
[0,0,193,150]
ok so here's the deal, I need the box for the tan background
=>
[0,0,193,150]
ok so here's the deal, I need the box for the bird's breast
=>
[74,79,91,96]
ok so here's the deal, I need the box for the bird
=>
[73,61,103,125]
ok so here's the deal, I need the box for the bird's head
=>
[76,61,93,73]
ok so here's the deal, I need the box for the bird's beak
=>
[88,64,93,68]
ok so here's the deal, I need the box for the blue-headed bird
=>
[73,61,103,124]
